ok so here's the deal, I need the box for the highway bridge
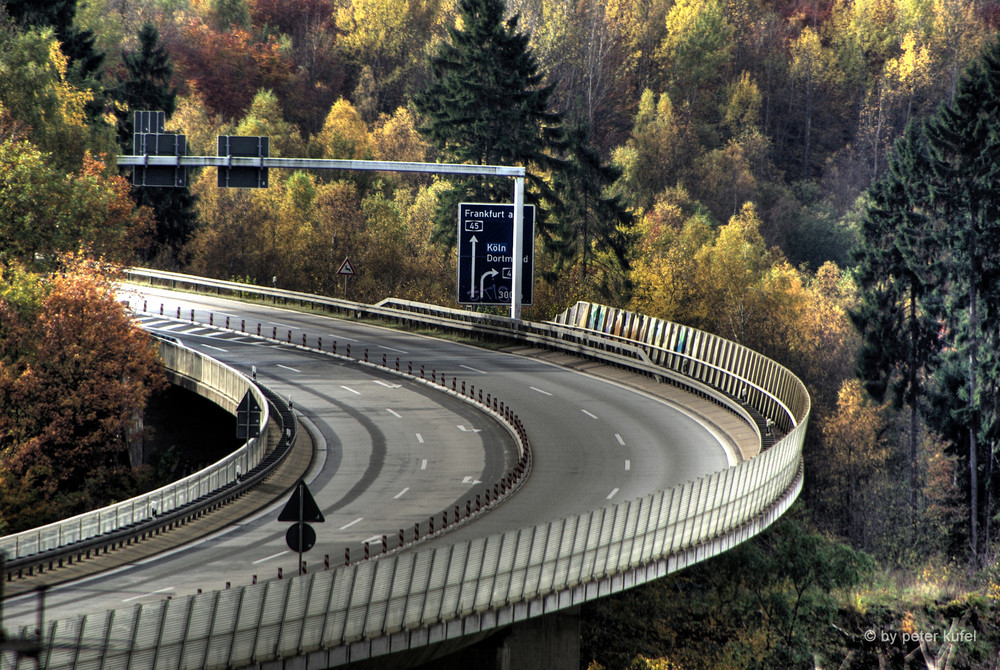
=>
[0,270,808,669]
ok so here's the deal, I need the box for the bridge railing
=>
[28,274,808,670]
[0,341,269,566]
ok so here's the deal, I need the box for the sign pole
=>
[511,177,524,320]
[297,481,304,575]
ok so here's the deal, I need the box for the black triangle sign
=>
[278,481,325,523]
[236,391,261,440]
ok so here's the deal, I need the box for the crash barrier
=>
[125,269,792,435]
[0,341,274,579]
[14,274,808,669]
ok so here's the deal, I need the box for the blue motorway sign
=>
[457,203,535,306]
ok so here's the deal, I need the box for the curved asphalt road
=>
[4,287,734,629]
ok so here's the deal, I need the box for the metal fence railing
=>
[17,274,808,670]
[0,341,269,573]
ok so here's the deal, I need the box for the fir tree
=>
[922,37,1000,563]
[414,0,565,247]
[110,23,196,264]
[858,36,1000,565]
[111,23,178,147]
[546,121,635,302]
[853,122,940,526]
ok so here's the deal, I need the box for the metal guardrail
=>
[0,342,271,578]
[124,269,795,435]
[22,271,808,670]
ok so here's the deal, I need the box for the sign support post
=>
[511,177,524,320]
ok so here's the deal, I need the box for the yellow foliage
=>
[319,98,373,160]
[372,107,430,163]
[628,655,682,670]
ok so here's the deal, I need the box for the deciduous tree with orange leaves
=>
[0,264,165,532]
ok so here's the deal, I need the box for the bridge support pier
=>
[413,606,580,670]
[335,607,580,670]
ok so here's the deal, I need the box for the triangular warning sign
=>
[236,391,261,440]
[337,257,355,276]
[278,482,325,523]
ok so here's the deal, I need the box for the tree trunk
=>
[968,293,979,567]
[908,290,919,519]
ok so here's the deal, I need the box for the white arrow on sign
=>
[468,235,478,299]
[479,268,498,300]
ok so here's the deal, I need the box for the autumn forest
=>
[3,0,1000,666]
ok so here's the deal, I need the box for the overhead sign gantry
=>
[119,111,531,318]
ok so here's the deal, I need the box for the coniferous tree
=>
[110,23,196,264]
[857,36,1000,565]
[414,0,565,247]
[546,121,635,302]
[922,38,1000,563]
[854,122,940,523]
